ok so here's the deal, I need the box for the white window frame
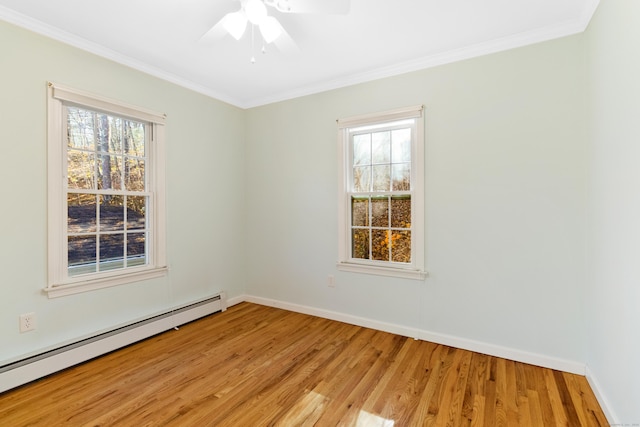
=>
[337,105,427,280]
[46,82,168,298]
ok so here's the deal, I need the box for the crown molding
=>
[245,0,600,108]
[0,0,599,110]
[0,5,243,108]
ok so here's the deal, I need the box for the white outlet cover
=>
[19,312,37,333]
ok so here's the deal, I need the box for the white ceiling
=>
[0,0,598,108]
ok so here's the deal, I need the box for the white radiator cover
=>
[0,292,226,394]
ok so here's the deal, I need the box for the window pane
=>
[391,128,411,162]
[127,196,146,230]
[372,165,390,191]
[68,235,97,276]
[391,196,411,228]
[391,230,411,263]
[68,150,95,190]
[100,234,124,271]
[372,131,390,164]
[127,232,147,267]
[67,107,96,151]
[353,134,371,166]
[351,197,369,227]
[97,154,122,190]
[352,229,369,259]
[68,194,97,233]
[100,195,124,231]
[125,121,145,157]
[353,166,370,192]
[125,158,145,191]
[372,229,389,261]
[371,197,389,227]
[107,116,124,154]
[391,163,411,191]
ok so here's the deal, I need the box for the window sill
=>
[45,267,169,298]
[336,262,428,280]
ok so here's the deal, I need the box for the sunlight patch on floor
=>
[356,410,395,427]
[281,389,395,426]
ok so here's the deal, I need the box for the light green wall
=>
[0,20,246,363]
[586,0,640,423]
[245,35,588,363]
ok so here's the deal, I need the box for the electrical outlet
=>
[19,312,36,333]
[327,275,335,287]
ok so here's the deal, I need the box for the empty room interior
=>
[0,0,638,425]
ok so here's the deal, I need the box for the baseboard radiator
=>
[0,292,227,394]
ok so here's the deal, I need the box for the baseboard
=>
[226,294,246,308]
[3,292,608,415]
[585,365,616,425]
[242,294,586,375]
[0,292,227,394]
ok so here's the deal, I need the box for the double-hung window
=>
[337,105,426,279]
[46,83,167,297]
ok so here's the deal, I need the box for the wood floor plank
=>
[442,349,472,427]
[494,357,509,426]
[461,352,489,424]
[527,389,545,427]
[390,341,443,426]
[562,372,609,427]
[470,394,486,427]
[543,368,570,425]
[527,362,558,425]
[406,343,447,426]
[553,369,583,426]
[517,395,533,427]
[562,371,591,427]
[483,377,497,427]
[0,302,608,426]
[504,359,519,425]
[312,330,401,425]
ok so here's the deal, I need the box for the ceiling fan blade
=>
[271,26,299,55]
[200,16,231,43]
[200,11,247,43]
[265,0,350,14]
[259,16,283,44]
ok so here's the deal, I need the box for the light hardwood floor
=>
[0,302,607,426]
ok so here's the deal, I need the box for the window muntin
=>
[337,106,426,280]
[47,82,167,297]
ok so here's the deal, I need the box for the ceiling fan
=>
[202,0,350,61]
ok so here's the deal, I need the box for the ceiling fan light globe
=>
[223,11,248,40]
[259,16,283,43]
[276,1,291,12]
[245,0,268,25]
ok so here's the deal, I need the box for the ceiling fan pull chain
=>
[250,24,256,63]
